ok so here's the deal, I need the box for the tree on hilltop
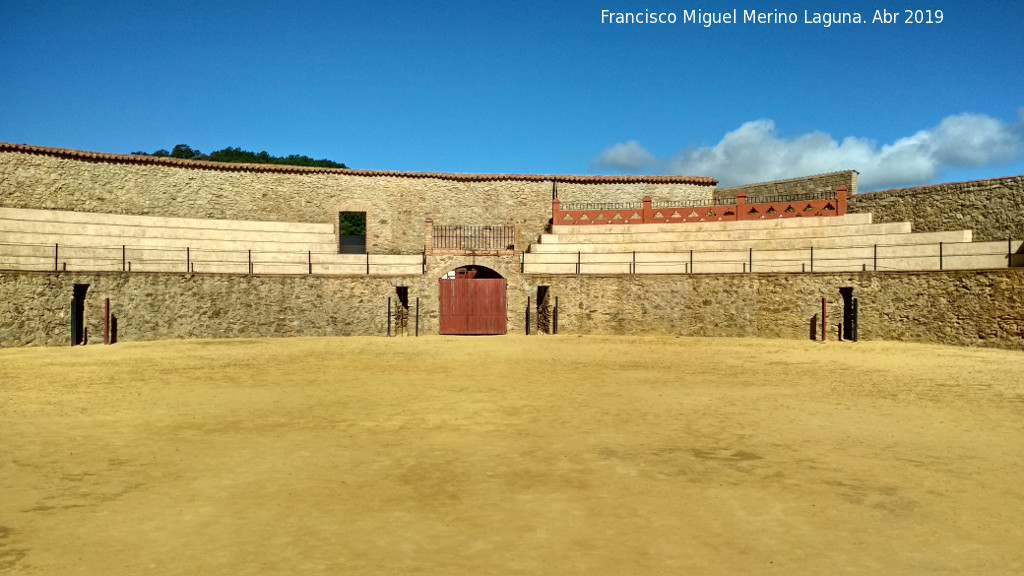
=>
[130,145,347,169]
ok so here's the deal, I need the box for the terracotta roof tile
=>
[0,142,718,185]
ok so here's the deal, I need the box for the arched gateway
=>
[438,266,507,335]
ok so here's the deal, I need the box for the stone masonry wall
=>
[848,175,1024,241]
[4,268,1022,350]
[0,149,714,255]
[715,171,858,200]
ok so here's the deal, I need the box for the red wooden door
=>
[438,278,507,335]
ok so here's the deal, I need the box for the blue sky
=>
[2,1,1021,191]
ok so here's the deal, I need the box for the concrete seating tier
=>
[526,213,1023,273]
[0,207,421,276]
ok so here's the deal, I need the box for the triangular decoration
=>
[580,214,590,221]
[748,208,759,215]
[688,210,700,218]
[562,214,574,221]
[824,203,836,211]
[630,212,641,220]
[596,213,606,220]
[671,211,682,218]
[653,211,664,219]
[803,204,815,212]
[706,210,716,217]
[612,213,623,220]
[723,210,735,216]
[766,206,777,213]
[784,205,796,213]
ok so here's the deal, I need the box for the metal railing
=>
[0,241,426,276]
[522,238,1022,275]
[432,225,516,251]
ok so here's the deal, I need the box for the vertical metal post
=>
[810,246,814,272]
[387,298,391,337]
[749,247,753,273]
[526,296,531,335]
[415,297,419,337]
[186,247,190,272]
[873,244,877,271]
[632,251,636,274]
[553,296,559,334]
[308,251,312,274]
[821,297,827,342]
[70,296,76,346]
[1009,237,1013,268]
[104,298,110,345]
[576,251,581,275]
[939,242,943,270]
[690,249,693,273]
[248,249,252,274]
[55,243,59,271]
[122,245,126,272]
[366,251,370,275]
[521,251,524,274]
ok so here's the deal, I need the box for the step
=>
[539,221,912,245]
[0,217,337,244]
[549,212,872,235]
[528,230,973,254]
[0,207,334,234]
[0,230,340,253]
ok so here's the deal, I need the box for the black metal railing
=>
[432,225,515,251]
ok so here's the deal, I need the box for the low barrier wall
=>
[3,268,1021,350]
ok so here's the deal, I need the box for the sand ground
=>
[1,335,1022,575]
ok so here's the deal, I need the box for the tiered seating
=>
[524,213,1023,274]
[0,207,421,275]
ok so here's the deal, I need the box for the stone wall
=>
[4,268,1022,350]
[529,270,1024,350]
[0,146,714,255]
[715,171,858,200]
[848,175,1024,241]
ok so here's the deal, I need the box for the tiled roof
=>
[0,142,717,185]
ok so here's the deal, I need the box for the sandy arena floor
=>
[1,335,1022,575]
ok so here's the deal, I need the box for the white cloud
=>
[590,140,659,172]
[591,112,1024,190]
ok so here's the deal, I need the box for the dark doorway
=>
[71,284,89,346]
[438,266,507,335]
[394,286,410,336]
[839,287,858,342]
[338,212,367,254]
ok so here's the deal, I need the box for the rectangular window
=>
[338,212,367,254]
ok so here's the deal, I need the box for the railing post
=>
[577,251,581,275]
[55,243,59,271]
[308,251,312,274]
[248,249,252,274]
[939,242,943,271]
[874,244,877,271]
[690,249,693,274]
[104,298,110,345]
[186,247,190,273]
[810,246,814,272]
[821,298,827,342]
[366,251,370,275]
[749,247,753,273]
[553,296,559,334]
[642,196,653,224]
[632,251,636,274]
[1009,237,1012,268]
[415,297,420,337]
[526,296,531,336]
[122,245,126,272]
[387,298,391,337]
